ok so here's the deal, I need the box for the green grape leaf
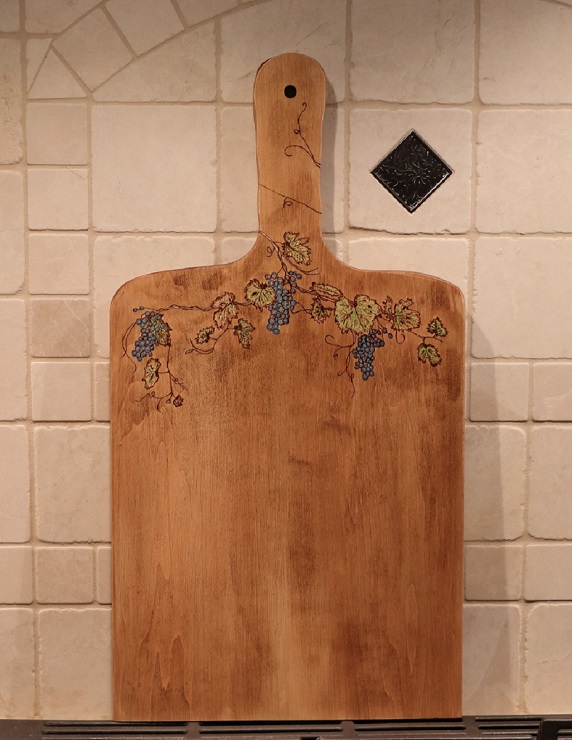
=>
[310,299,332,324]
[196,326,215,344]
[311,282,342,301]
[245,279,275,310]
[148,314,171,346]
[334,294,381,334]
[392,297,421,331]
[212,292,238,329]
[282,231,311,265]
[381,296,393,316]
[143,358,161,389]
[417,343,442,367]
[233,318,255,349]
[427,316,448,337]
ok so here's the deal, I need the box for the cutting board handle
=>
[254,53,328,259]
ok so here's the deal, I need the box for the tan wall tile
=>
[220,107,257,232]
[94,362,110,422]
[526,604,572,713]
[30,299,91,358]
[0,0,19,31]
[463,604,521,714]
[0,300,27,421]
[28,51,86,99]
[0,426,30,543]
[0,548,33,604]
[0,609,34,718]
[465,544,523,601]
[525,544,572,601]
[351,0,474,103]
[96,546,111,604]
[107,0,183,55]
[532,362,572,421]
[26,39,51,92]
[38,608,112,719]
[0,171,24,294]
[35,426,110,543]
[31,362,91,422]
[26,0,100,33]
[29,233,89,295]
[177,0,239,25]
[220,236,254,265]
[27,102,87,165]
[464,425,525,541]
[0,40,22,165]
[529,425,572,539]
[470,362,529,421]
[36,546,94,604]
[28,169,88,231]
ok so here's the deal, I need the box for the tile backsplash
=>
[1,0,571,720]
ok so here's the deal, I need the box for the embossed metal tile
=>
[371,130,453,213]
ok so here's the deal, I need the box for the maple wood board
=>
[111,53,465,721]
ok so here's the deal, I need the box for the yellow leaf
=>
[212,292,238,329]
[245,279,275,310]
[282,231,311,265]
[334,294,381,334]
[143,358,161,389]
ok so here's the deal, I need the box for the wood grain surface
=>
[111,53,465,721]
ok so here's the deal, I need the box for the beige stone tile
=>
[94,26,215,102]
[470,362,529,422]
[177,0,239,25]
[0,301,27,421]
[478,111,572,233]
[351,0,474,103]
[525,544,572,601]
[463,604,521,715]
[0,171,24,294]
[107,0,183,55]
[94,235,214,356]
[480,0,572,104]
[347,237,469,297]
[94,362,110,422]
[473,238,572,359]
[220,0,346,103]
[0,40,23,165]
[0,548,33,604]
[36,546,94,604]
[220,236,255,265]
[31,362,91,422]
[28,168,88,231]
[526,604,572,713]
[465,544,523,601]
[38,608,112,719]
[35,426,110,542]
[0,0,19,31]
[220,107,257,232]
[26,39,51,92]
[321,107,344,233]
[96,546,111,604]
[54,9,132,90]
[529,425,572,539]
[27,102,87,165]
[350,110,471,233]
[28,51,86,99]
[92,105,216,231]
[532,362,572,421]
[30,299,91,358]
[0,609,34,718]
[0,426,30,543]
[26,0,100,33]
[29,233,89,295]
[464,424,525,541]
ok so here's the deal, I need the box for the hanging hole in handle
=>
[284,84,297,98]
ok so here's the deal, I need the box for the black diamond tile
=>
[371,130,453,213]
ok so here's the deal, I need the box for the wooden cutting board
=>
[111,53,464,722]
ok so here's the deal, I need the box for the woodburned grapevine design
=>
[122,231,449,408]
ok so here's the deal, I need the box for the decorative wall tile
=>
[31,362,91,422]
[473,238,572,358]
[29,233,89,295]
[28,51,86,99]
[463,604,521,715]
[26,39,51,92]
[477,111,572,233]
[0,548,33,604]
[30,299,91,358]
[350,109,471,233]
[176,0,239,25]
[106,0,184,55]
[221,236,255,265]
[28,169,88,231]
[0,609,34,718]
[0,301,27,421]
[0,40,23,164]
[351,0,474,103]
[220,0,346,103]
[26,0,101,33]
[36,547,94,604]
[38,608,112,719]
[92,105,216,231]
[525,544,572,601]
[529,425,572,539]
[94,26,216,102]
[53,10,132,90]
[94,362,110,422]
[465,544,523,601]
[0,0,19,31]
[0,171,24,294]
[96,546,111,604]
[35,426,110,542]
[220,107,258,232]
[532,362,572,421]
[27,102,88,165]
[464,425,525,541]
[0,427,30,543]
[526,604,572,713]
[470,362,529,421]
